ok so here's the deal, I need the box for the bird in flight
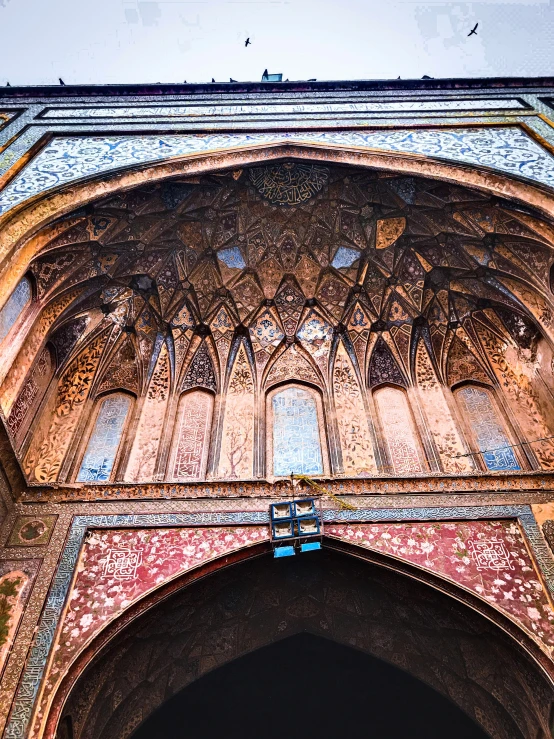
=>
[245,37,251,47]
[468,23,478,36]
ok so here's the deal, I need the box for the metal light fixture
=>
[269,497,323,558]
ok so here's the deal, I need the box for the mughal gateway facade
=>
[1,77,554,737]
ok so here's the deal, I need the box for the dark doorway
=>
[131,632,488,739]
[59,551,550,739]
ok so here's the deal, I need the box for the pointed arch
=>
[0,274,33,344]
[446,336,491,387]
[180,340,217,394]
[454,384,522,472]
[373,385,426,474]
[263,342,323,391]
[296,308,334,376]
[368,337,406,389]
[249,304,285,359]
[95,335,140,397]
[42,539,554,739]
[7,342,56,449]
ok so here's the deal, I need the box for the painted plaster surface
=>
[7,516,57,547]
[0,289,80,414]
[415,342,473,474]
[333,341,377,475]
[2,127,554,215]
[34,526,268,736]
[532,502,554,528]
[125,345,169,482]
[0,560,40,678]
[374,386,424,474]
[327,521,554,654]
[40,99,526,119]
[475,321,554,470]
[218,344,254,479]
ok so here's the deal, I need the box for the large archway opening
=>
[131,631,488,739]
[55,550,554,739]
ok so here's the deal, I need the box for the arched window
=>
[0,276,32,343]
[77,393,131,482]
[169,390,214,481]
[455,385,521,471]
[270,385,324,477]
[373,386,424,474]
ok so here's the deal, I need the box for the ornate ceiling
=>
[27,160,553,388]
[5,160,554,483]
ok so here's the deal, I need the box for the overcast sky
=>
[0,0,553,86]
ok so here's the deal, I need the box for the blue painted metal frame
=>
[4,504,554,739]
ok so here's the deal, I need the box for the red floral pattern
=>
[327,521,554,654]
[33,520,554,739]
[35,526,268,736]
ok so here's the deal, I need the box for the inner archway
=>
[55,549,554,739]
[131,631,488,739]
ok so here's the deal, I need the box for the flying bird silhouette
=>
[59,78,65,85]
[245,37,251,47]
[468,23,478,36]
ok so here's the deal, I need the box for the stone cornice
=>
[1,76,554,100]
[21,471,554,503]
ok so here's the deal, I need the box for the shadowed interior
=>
[56,550,554,739]
[130,631,489,739]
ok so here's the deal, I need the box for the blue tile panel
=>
[272,386,323,476]
[77,395,131,482]
[456,386,521,471]
[39,98,526,119]
[2,127,554,215]
[217,246,246,268]
[332,246,360,269]
[0,277,31,342]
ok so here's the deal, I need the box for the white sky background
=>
[0,0,553,85]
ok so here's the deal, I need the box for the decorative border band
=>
[2,126,554,216]
[4,504,553,738]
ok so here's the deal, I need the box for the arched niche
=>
[7,340,56,449]
[453,382,525,472]
[75,391,134,483]
[266,382,329,479]
[168,388,214,482]
[50,548,554,739]
[372,384,427,474]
